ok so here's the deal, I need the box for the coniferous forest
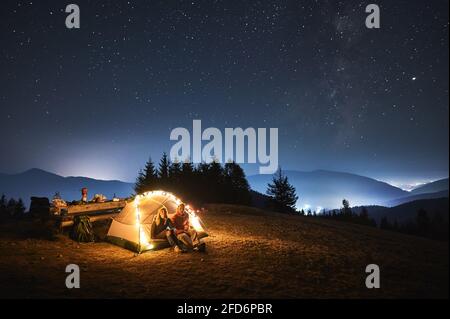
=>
[134,153,253,207]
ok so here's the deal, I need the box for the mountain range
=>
[0,168,134,207]
[410,178,449,195]
[368,197,449,224]
[249,170,427,210]
[0,168,448,216]
[383,189,449,207]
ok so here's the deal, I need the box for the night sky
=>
[1,0,448,188]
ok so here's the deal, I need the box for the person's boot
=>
[174,246,187,253]
[195,242,206,252]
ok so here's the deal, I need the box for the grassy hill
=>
[0,204,448,298]
[371,197,449,223]
[384,190,449,207]
[411,178,449,195]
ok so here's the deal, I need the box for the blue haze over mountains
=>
[1,168,448,212]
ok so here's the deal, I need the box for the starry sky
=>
[0,0,448,187]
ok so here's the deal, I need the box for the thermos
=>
[81,187,88,202]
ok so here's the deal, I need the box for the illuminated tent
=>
[106,191,207,253]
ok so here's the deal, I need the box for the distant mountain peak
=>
[20,168,62,178]
[410,178,449,195]
[23,168,50,174]
[0,168,134,208]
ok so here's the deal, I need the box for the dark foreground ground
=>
[0,204,448,298]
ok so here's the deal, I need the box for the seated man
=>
[170,203,205,251]
[150,207,186,253]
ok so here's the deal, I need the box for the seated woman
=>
[150,207,186,253]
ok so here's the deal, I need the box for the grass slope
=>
[0,204,448,298]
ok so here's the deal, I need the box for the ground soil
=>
[0,204,448,298]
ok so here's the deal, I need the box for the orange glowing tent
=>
[106,191,207,253]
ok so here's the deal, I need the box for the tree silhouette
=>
[168,158,182,192]
[416,208,430,237]
[134,157,158,194]
[0,194,7,221]
[266,167,298,213]
[14,198,26,218]
[133,153,254,207]
[0,194,6,211]
[359,207,369,220]
[341,199,352,219]
[6,198,17,218]
[430,212,448,241]
[206,159,225,202]
[182,158,194,176]
[224,161,251,205]
[380,216,391,230]
[158,152,170,188]
[179,158,195,199]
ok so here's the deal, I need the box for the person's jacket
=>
[150,216,173,239]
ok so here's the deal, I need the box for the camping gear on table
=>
[81,187,88,202]
[92,194,107,203]
[52,198,67,211]
[106,190,208,253]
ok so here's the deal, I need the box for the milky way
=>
[0,0,448,184]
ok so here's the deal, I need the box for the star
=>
[0,0,447,186]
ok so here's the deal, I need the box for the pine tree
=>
[207,159,225,202]
[224,161,251,205]
[168,158,182,192]
[134,169,146,194]
[196,162,210,175]
[194,162,211,202]
[14,198,26,218]
[6,198,17,218]
[0,194,7,221]
[158,152,170,188]
[266,167,298,213]
[169,158,182,179]
[0,194,6,209]
[341,199,352,219]
[182,158,195,176]
[134,157,158,194]
[180,158,195,199]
